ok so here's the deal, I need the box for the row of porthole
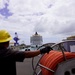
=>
[25,49,30,51]
[64,68,75,75]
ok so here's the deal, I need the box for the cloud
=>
[0,0,75,44]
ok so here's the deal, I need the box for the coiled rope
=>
[40,50,75,75]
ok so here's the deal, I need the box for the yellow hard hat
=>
[0,30,12,43]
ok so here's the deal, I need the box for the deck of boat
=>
[16,55,41,75]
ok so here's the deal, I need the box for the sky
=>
[0,0,75,45]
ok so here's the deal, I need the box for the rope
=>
[39,50,75,75]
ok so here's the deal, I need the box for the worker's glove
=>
[40,46,53,54]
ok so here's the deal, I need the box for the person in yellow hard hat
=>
[0,30,52,75]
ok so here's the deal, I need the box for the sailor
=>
[0,30,52,75]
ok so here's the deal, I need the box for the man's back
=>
[0,61,16,75]
[0,48,25,75]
